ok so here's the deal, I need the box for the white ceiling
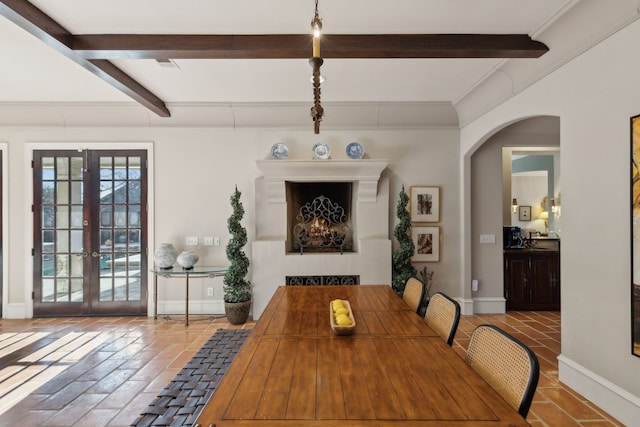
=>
[0,0,638,128]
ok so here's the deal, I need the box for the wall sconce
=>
[511,198,518,214]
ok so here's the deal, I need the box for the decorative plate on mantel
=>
[312,143,331,160]
[271,143,289,160]
[346,142,364,159]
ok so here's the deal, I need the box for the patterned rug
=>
[131,329,251,427]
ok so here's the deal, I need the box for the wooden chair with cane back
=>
[465,324,540,418]
[424,292,461,346]
[402,277,425,314]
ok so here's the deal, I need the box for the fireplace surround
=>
[252,159,391,318]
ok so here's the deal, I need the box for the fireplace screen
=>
[293,195,351,254]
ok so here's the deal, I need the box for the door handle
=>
[91,252,100,258]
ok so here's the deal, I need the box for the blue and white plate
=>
[271,143,289,160]
[312,142,331,160]
[346,142,364,159]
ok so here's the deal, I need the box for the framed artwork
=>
[410,186,440,223]
[411,226,440,262]
[518,205,532,221]
[631,114,640,357]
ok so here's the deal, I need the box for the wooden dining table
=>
[195,285,530,427]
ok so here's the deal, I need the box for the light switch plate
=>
[203,236,214,246]
[185,236,198,246]
[479,234,496,244]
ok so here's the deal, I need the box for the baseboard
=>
[559,355,640,426]
[472,297,506,314]
[458,298,475,315]
[3,301,229,319]
[157,299,227,316]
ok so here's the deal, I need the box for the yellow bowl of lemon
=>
[330,299,356,335]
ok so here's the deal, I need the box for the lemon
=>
[332,299,344,311]
[336,314,352,326]
[334,307,349,317]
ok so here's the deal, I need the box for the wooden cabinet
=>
[504,245,560,310]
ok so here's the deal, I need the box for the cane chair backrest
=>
[465,324,540,418]
[403,277,425,314]
[424,292,460,346]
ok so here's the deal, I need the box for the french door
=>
[33,150,147,316]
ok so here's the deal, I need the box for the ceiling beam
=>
[0,0,170,117]
[73,34,548,60]
[0,0,548,118]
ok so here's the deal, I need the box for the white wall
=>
[0,127,462,319]
[461,17,640,425]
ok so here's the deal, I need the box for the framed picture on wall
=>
[410,186,440,222]
[518,205,532,221]
[411,226,440,262]
[630,114,640,357]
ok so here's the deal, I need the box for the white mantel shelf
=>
[256,159,388,203]
[256,159,388,181]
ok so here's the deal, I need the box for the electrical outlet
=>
[207,287,214,296]
[214,237,220,246]
[203,236,214,246]
[185,236,198,246]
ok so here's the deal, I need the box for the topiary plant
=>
[392,185,416,295]
[223,186,252,303]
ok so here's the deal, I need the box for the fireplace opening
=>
[286,182,354,254]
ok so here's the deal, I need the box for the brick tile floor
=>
[0,312,626,426]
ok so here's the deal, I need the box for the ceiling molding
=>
[0,101,458,129]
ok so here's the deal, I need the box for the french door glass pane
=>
[39,155,84,303]
[57,206,69,228]
[71,158,83,179]
[42,279,54,302]
[99,155,142,302]
[56,158,69,180]
[42,183,54,204]
[70,279,83,302]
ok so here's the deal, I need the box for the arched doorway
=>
[467,116,560,314]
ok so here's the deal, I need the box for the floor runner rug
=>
[131,329,251,427]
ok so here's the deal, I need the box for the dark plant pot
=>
[225,300,251,325]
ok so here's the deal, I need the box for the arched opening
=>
[468,116,560,313]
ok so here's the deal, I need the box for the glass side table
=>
[150,266,228,326]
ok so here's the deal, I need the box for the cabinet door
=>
[549,255,560,306]
[505,254,527,310]
[530,254,559,309]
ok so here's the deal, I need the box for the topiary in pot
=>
[223,186,252,324]
[392,185,416,295]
